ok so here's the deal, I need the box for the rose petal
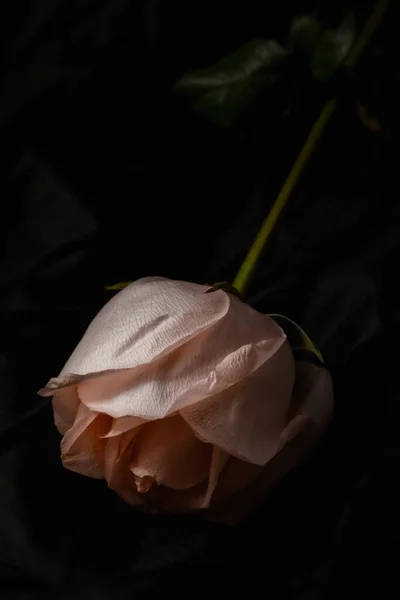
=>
[73,334,286,420]
[202,447,230,508]
[130,415,213,490]
[40,277,331,518]
[181,340,295,465]
[208,362,334,524]
[104,435,121,486]
[292,362,334,431]
[52,384,80,435]
[49,277,230,380]
[41,282,288,424]
[146,480,210,514]
[102,415,146,438]
[103,430,144,505]
[61,404,110,479]
[208,422,316,525]
[104,427,142,486]
[127,446,229,512]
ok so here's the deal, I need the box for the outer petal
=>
[61,404,110,479]
[279,361,334,446]
[208,423,316,525]
[296,362,334,431]
[40,281,289,424]
[208,362,334,523]
[180,340,295,465]
[43,277,230,384]
[52,385,80,435]
[130,415,213,491]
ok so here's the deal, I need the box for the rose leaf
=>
[310,11,355,81]
[175,39,287,127]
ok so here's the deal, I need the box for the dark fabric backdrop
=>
[1,1,399,598]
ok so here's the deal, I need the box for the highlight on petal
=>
[101,415,146,438]
[53,299,287,423]
[201,447,230,508]
[58,277,231,376]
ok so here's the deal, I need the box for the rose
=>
[40,277,333,518]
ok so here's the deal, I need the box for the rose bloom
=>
[40,278,333,521]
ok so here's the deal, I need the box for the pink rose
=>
[40,277,333,518]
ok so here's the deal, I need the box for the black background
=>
[1,1,399,598]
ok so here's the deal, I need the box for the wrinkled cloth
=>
[1,1,400,598]
[40,278,333,514]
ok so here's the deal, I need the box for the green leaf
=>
[289,15,322,53]
[176,39,287,127]
[310,11,355,81]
